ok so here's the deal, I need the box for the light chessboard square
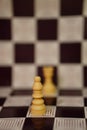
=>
[12,65,36,88]
[12,18,36,42]
[59,16,83,42]
[4,96,32,107]
[57,96,84,107]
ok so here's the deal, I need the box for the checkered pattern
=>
[0,0,87,89]
[0,88,87,130]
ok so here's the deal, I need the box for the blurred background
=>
[0,0,87,90]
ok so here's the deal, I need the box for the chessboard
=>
[0,88,87,130]
[0,0,87,91]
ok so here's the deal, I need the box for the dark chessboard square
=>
[56,107,85,118]
[84,98,87,106]
[0,98,6,106]
[13,0,34,16]
[0,107,28,118]
[23,118,54,130]
[84,18,87,39]
[11,89,32,96]
[59,90,82,96]
[83,67,87,87]
[86,119,87,127]
[37,20,57,40]
[44,97,56,105]
[15,44,34,63]
[60,43,81,63]
[60,0,83,15]
[0,19,11,40]
[0,67,12,86]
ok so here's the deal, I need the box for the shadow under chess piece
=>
[44,97,56,105]
[43,67,57,97]
[31,118,45,130]
[30,76,46,116]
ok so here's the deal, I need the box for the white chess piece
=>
[30,76,46,116]
[43,67,57,96]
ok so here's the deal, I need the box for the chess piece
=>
[30,76,46,116]
[43,67,57,96]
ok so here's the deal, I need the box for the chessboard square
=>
[0,107,28,118]
[23,118,54,130]
[0,0,12,17]
[15,44,34,63]
[12,18,36,42]
[59,17,83,42]
[60,0,83,15]
[83,0,87,16]
[0,88,11,97]
[0,19,11,40]
[53,118,86,130]
[84,98,87,106]
[13,0,34,16]
[27,106,56,118]
[13,65,36,88]
[57,96,84,107]
[0,98,6,106]
[59,65,82,88]
[82,41,87,64]
[84,18,87,39]
[4,96,32,107]
[83,67,87,87]
[35,0,59,18]
[0,43,13,65]
[10,89,32,96]
[85,119,87,128]
[83,89,87,97]
[60,43,81,63]
[59,89,82,96]
[37,19,57,40]
[56,107,85,118]
[84,107,87,118]
[0,118,25,130]
[36,43,58,65]
[0,67,12,86]
[45,106,56,117]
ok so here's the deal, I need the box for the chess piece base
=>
[31,109,46,116]
[43,84,57,96]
